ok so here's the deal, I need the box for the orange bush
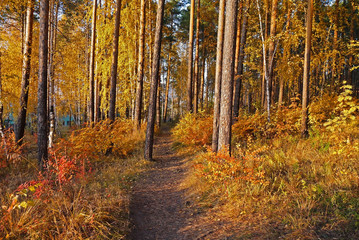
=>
[193,147,267,187]
[0,129,24,169]
[172,112,213,148]
[55,119,145,159]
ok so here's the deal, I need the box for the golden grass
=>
[0,121,151,239]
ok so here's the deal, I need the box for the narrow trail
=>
[129,126,194,239]
[129,126,237,240]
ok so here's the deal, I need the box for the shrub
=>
[56,119,145,159]
[172,112,213,148]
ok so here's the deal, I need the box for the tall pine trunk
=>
[144,0,165,161]
[212,0,225,152]
[163,42,171,122]
[187,0,195,112]
[301,0,313,138]
[134,0,146,128]
[16,0,34,145]
[218,0,238,153]
[89,0,97,123]
[37,0,50,169]
[233,0,249,118]
[109,0,122,121]
[267,0,278,108]
[193,0,200,113]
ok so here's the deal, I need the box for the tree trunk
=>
[233,0,249,118]
[301,0,313,138]
[218,0,238,153]
[134,0,146,128]
[261,0,270,109]
[347,1,354,86]
[234,1,243,76]
[16,0,34,145]
[156,77,161,127]
[193,0,200,114]
[37,0,50,169]
[89,0,97,123]
[212,0,225,152]
[109,0,122,121]
[144,0,165,161]
[200,50,205,110]
[278,2,291,107]
[163,42,171,122]
[187,0,195,112]
[267,0,278,108]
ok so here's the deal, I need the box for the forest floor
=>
[129,125,239,240]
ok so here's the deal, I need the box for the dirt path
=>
[129,127,194,239]
[129,127,237,240]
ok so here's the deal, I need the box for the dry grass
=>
[0,121,151,239]
[180,93,359,239]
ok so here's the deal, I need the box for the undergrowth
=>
[0,119,149,239]
[179,89,359,239]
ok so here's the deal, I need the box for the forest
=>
[0,0,359,239]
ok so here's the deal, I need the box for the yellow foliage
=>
[172,112,213,148]
[56,119,145,159]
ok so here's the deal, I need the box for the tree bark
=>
[187,0,195,112]
[200,49,205,110]
[193,0,200,114]
[16,0,34,145]
[301,0,313,138]
[37,0,50,169]
[212,0,225,152]
[156,77,161,127]
[89,0,97,123]
[163,42,171,122]
[144,0,165,161]
[134,0,146,128]
[109,0,122,121]
[278,1,291,107]
[233,0,250,118]
[267,0,278,108]
[234,1,243,76]
[218,0,238,153]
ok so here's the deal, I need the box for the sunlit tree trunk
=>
[134,0,146,128]
[278,2,291,107]
[163,42,171,122]
[109,0,122,121]
[261,0,271,109]
[212,0,225,152]
[37,0,50,169]
[233,0,249,118]
[187,0,195,112]
[218,0,238,153]
[347,1,354,86]
[200,47,205,110]
[16,0,34,145]
[301,0,313,138]
[156,78,161,127]
[144,0,165,161]
[267,0,278,107]
[89,0,97,123]
[193,0,200,114]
